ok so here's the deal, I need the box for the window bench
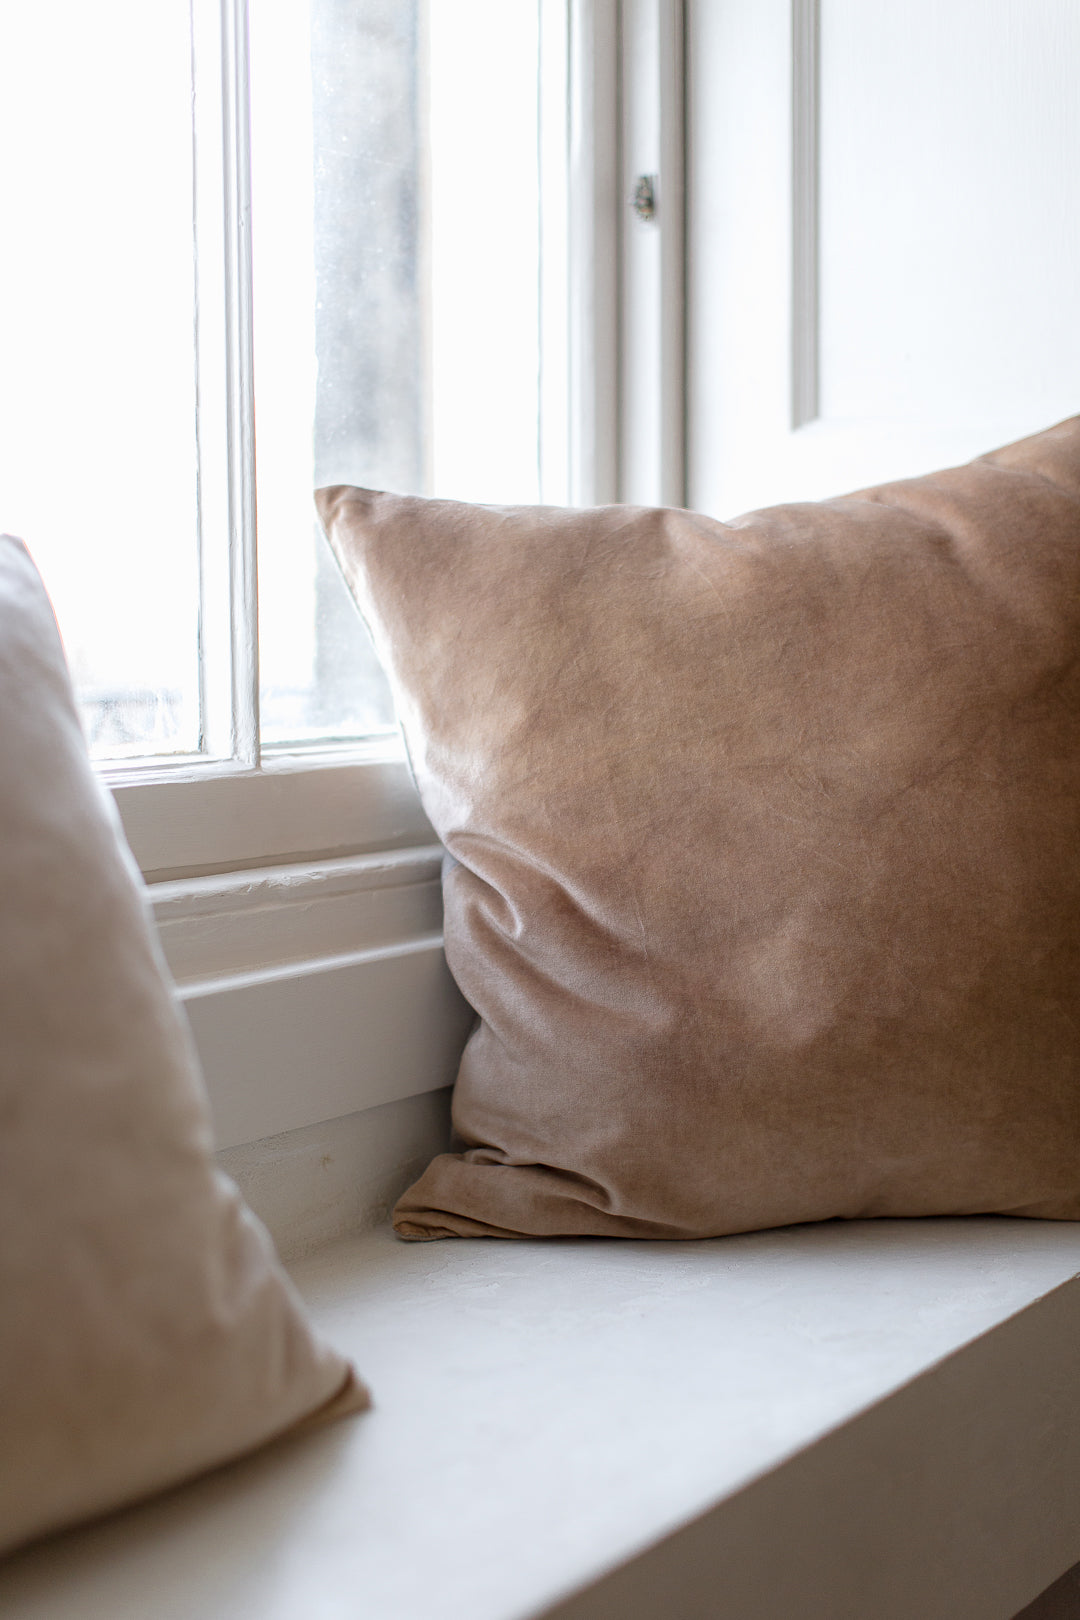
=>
[2,1217,1080,1619]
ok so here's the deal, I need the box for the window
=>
[0,0,580,793]
[0,0,683,884]
[0,1,204,761]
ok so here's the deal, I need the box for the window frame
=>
[97,0,689,890]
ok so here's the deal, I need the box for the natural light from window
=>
[0,0,547,763]
[251,0,543,747]
[0,0,201,758]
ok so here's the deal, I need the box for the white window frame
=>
[104,0,689,882]
[100,0,688,1154]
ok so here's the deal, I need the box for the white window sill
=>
[110,747,432,884]
[4,1217,1080,1620]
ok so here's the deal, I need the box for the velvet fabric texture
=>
[317,417,1080,1241]
[0,537,367,1557]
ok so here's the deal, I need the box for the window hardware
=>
[631,173,657,222]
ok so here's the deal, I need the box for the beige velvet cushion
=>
[317,417,1080,1242]
[0,537,367,1557]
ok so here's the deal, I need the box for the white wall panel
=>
[687,0,1080,519]
[819,0,1080,429]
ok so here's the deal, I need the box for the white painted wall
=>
[687,0,1080,519]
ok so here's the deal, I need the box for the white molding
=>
[190,0,233,760]
[151,844,444,982]
[112,750,432,882]
[658,0,686,508]
[619,0,659,507]
[179,932,472,1150]
[791,0,821,429]
[216,1090,453,1261]
[616,0,686,508]
[219,0,260,765]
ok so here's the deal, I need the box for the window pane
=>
[0,1,201,760]
[251,0,542,749]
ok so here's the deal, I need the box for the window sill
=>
[3,1217,1080,1619]
[111,746,431,884]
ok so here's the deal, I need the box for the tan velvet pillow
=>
[317,417,1080,1241]
[0,537,368,1557]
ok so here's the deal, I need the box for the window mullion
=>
[220,0,260,767]
[538,0,571,506]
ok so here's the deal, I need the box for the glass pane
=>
[251,0,542,749]
[0,1,201,760]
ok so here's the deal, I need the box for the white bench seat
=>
[3,1217,1080,1620]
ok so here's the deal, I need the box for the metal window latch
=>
[631,174,657,222]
